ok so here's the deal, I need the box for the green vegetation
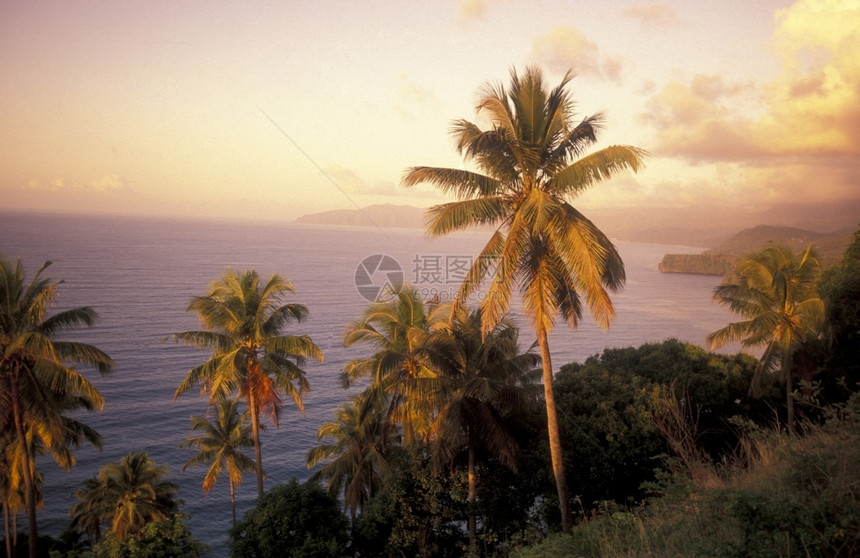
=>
[172,268,323,497]
[708,245,826,435]
[1,258,114,558]
[179,399,256,526]
[818,226,860,392]
[70,451,181,541]
[513,394,860,558]
[403,65,647,533]
[553,340,775,510]
[658,253,735,275]
[2,229,858,557]
[89,515,207,558]
[229,479,348,558]
[62,452,206,557]
[658,225,853,275]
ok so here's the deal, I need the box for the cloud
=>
[530,26,625,83]
[763,0,860,155]
[325,165,397,196]
[639,0,860,208]
[459,0,497,23]
[90,174,130,192]
[22,174,130,192]
[396,73,439,118]
[324,165,366,194]
[624,3,679,31]
[689,75,753,102]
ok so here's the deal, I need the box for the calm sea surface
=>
[1,211,736,553]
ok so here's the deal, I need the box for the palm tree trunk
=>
[10,377,38,558]
[249,396,264,497]
[467,433,477,554]
[229,478,237,526]
[786,365,795,436]
[537,327,572,534]
[4,500,11,558]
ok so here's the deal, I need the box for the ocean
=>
[1,211,736,553]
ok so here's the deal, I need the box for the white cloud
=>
[644,0,860,165]
[530,26,625,83]
[396,73,439,118]
[324,165,398,196]
[22,174,130,192]
[458,0,498,23]
[624,3,680,31]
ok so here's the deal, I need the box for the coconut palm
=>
[429,305,540,548]
[307,392,391,520]
[342,285,447,448]
[402,67,647,532]
[173,268,323,497]
[179,399,256,525]
[70,475,108,545]
[708,245,826,435]
[0,258,113,558]
[72,451,180,540]
[1,427,22,558]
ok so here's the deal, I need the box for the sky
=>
[2,0,858,229]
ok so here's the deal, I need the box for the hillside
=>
[659,224,853,275]
[294,204,425,228]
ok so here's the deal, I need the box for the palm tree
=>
[1,427,22,558]
[179,399,256,525]
[307,392,391,520]
[708,245,826,435]
[429,305,540,549]
[0,258,113,558]
[69,475,108,545]
[342,285,446,448]
[173,268,323,497]
[72,451,180,540]
[402,66,647,532]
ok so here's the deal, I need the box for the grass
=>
[513,394,860,558]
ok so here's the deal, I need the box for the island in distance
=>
[658,225,853,275]
[294,204,426,229]
[295,203,856,275]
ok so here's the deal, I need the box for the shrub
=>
[229,479,349,558]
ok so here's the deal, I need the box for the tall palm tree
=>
[72,451,180,540]
[0,258,113,558]
[173,268,323,497]
[708,245,826,435]
[179,399,256,525]
[402,67,647,532]
[342,285,446,448]
[307,392,391,520]
[1,427,22,558]
[429,305,540,549]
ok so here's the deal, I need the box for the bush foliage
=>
[229,479,349,558]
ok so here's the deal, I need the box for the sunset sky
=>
[2,0,858,228]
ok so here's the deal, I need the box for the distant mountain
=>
[659,225,853,275]
[295,204,426,228]
[584,200,860,248]
[704,225,834,256]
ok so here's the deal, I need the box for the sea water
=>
[0,211,735,553]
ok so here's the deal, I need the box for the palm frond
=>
[551,145,648,198]
[402,166,500,198]
[423,197,507,237]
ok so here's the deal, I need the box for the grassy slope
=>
[513,396,860,557]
